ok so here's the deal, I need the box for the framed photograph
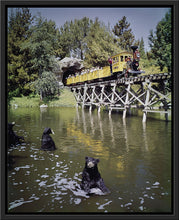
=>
[1,0,178,219]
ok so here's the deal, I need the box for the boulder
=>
[55,57,84,84]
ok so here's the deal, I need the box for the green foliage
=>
[113,16,135,51]
[8,8,33,96]
[33,71,59,100]
[8,10,60,99]
[148,9,172,72]
[57,17,120,67]
[71,17,92,60]
[84,18,120,67]
[9,9,165,102]
[57,17,92,59]
[22,15,59,76]
[139,37,146,58]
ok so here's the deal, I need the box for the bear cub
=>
[41,127,56,151]
[8,122,24,147]
[80,156,110,195]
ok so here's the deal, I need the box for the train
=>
[65,46,144,86]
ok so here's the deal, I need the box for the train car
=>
[66,46,144,86]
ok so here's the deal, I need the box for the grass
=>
[10,96,41,108]
[48,87,76,107]
[10,87,76,108]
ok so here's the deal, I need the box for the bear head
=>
[8,122,15,130]
[85,156,99,169]
[43,127,55,135]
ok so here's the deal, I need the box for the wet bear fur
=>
[80,156,110,194]
[8,122,24,147]
[41,127,56,151]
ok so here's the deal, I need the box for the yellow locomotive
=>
[66,46,144,86]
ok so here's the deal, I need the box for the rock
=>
[55,57,84,84]
[40,104,48,108]
[58,57,84,72]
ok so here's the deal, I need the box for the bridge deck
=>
[68,72,171,88]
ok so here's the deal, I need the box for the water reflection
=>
[73,109,151,157]
[8,107,171,213]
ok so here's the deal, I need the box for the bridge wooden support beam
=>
[142,82,151,123]
[70,73,171,122]
[123,83,130,119]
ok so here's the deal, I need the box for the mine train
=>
[65,46,145,86]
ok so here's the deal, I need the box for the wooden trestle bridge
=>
[68,73,172,122]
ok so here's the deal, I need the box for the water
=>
[7,107,172,213]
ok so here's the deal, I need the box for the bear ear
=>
[43,127,49,134]
[85,156,88,160]
[96,159,100,163]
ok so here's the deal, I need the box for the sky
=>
[14,7,171,51]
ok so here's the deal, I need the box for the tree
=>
[84,18,120,67]
[57,21,73,59]
[33,71,59,100]
[8,8,33,97]
[113,16,135,51]
[57,17,92,59]
[71,17,92,60]
[139,37,146,58]
[23,15,59,75]
[22,15,59,99]
[148,9,172,72]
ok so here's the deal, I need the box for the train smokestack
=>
[131,45,138,53]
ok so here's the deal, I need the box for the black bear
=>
[80,156,110,195]
[41,127,56,151]
[8,122,24,147]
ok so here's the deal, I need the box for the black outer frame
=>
[0,0,178,220]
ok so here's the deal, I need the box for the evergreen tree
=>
[57,17,92,59]
[148,9,172,71]
[22,15,59,99]
[139,37,146,58]
[84,18,120,67]
[57,21,73,59]
[72,17,92,59]
[8,8,33,96]
[113,16,135,51]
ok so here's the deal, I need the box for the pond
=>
[7,106,172,214]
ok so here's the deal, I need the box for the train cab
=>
[111,52,133,76]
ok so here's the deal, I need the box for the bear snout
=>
[87,161,95,168]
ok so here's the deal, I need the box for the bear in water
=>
[41,127,56,151]
[8,122,24,147]
[80,156,110,195]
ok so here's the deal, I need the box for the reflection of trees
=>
[71,109,153,174]
[66,123,109,157]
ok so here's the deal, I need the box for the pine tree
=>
[8,8,33,96]
[57,17,92,60]
[148,9,171,71]
[139,37,146,58]
[57,21,73,59]
[72,17,91,59]
[84,18,120,67]
[113,16,135,51]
